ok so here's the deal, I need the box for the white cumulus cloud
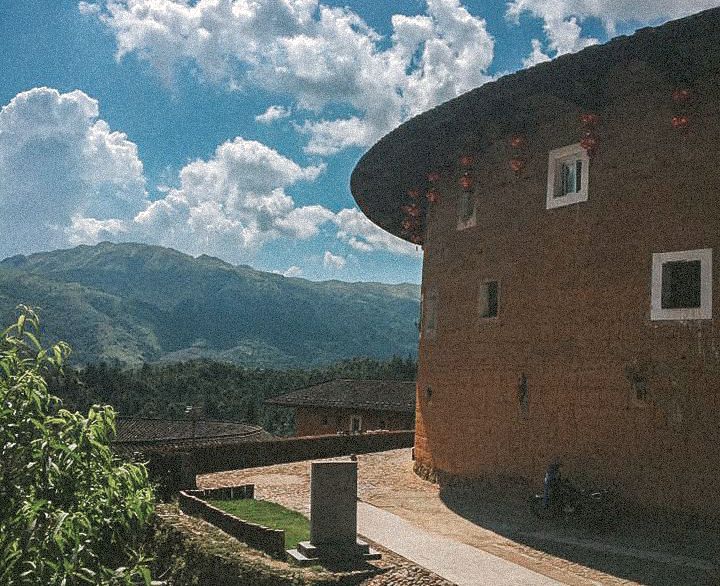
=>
[88,0,495,155]
[508,0,720,64]
[78,1,101,16]
[323,250,346,270]
[283,265,303,277]
[334,208,422,258]
[0,87,147,258]
[255,105,291,124]
[522,38,551,68]
[132,137,333,260]
[0,86,428,273]
[68,216,129,244]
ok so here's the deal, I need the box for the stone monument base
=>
[287,539,381,566]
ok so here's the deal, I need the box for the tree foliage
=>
[0,307,154,585]
[52,356,417,436]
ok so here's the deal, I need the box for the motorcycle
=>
[530,462,614,530]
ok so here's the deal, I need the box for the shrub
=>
[0,307,155,585]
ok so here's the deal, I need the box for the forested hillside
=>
[0,242,420,367]
[51,356,417,436]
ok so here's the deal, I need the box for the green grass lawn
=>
[208,498,310,550]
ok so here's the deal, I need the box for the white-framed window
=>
[457,191,476,230]
[422,288,438,338]
[546,144,589,209]
[350,415,362,434]
[651,248,712,321]
[479,280,499,319]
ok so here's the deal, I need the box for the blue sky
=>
[1,1,716,283]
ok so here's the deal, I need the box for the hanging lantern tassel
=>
[401,218,418,233]
[580,113,599,157]
[426,188,440,204]
[580,113,599,127]
[672,88,691,104]
[580,130,598,157]
[458,172,473,192]
[401,203,421,217]
[509,134,527,176]
[671,114,690,130]
[459,154,474,168]
[671,89,692,131]
[510,158,525,175]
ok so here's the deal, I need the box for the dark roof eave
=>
[349,7,720,242]
[265,398,414,413]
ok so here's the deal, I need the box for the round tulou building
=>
[351,7,720,519]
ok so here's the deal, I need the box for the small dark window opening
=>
[633,379,647,402]
[575,160,582,193]
[458,192,474,223]
[518,374,529,416]
[322,416,329,426]
[557,159,582,197]
[661,260,701,309]
[425,386,433,400]
[480,281,499,318]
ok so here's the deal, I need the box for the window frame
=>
[422,287,438,338]
[350,415,362,434]
[479,279,500,320]
[456,190,477,230]
[651,248,712,321]
[546,143,590,209]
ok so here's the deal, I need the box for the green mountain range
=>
[0,242,420,367]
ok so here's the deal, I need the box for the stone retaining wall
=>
[148,430,415,493]
[178,485,285,557]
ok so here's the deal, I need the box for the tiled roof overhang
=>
[266,379,416,413]
[350,7,720,242]
[114,417,271,444]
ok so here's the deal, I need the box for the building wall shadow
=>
[438,478,720,586]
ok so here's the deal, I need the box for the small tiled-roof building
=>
[113,417,274,454]
[266,379,416,436]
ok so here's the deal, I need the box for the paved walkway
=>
[200,449,719,585]
[358,501,561,586]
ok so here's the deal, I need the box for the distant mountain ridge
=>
[0,242,420,367]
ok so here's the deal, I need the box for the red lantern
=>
[580,132,598,154]
[406,188,420,199]
[458,172,473,192]
[427,171,441,183]
[510,134,526,149]
[401,204,420,217]
[580,112,599,127]
[401,218,417,232]
[426,189,440,204]
[510,158,524,174]
[672,88,691,103]
[459,154,474,168]
[671,114,690,129]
